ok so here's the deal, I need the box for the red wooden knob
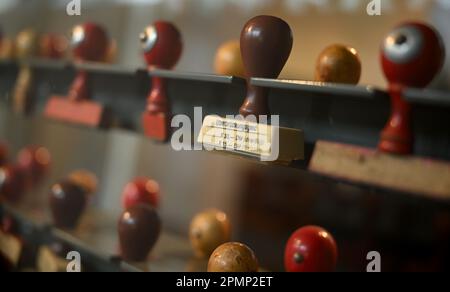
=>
[69,23,109,102]
[39,33,67,59]
[140,21,183,141]
[379,22,445,155]
[240,16,293,117]
[141,21,182,113]
[284,226,338,272]
[71,22,108,62]
[0,165,26,204]
[121,177,160,210]
[141,21,183,70]
[17,146,51,187]
[67,169,98,196]
[0,142,8,166]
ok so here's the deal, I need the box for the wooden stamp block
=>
[43,23,110,128]
[37,246,68,272]
[309,140,450,199]
[0,230,22,267]
[142,112,170,142]
[44,96,107,127]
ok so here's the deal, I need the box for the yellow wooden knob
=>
[214,40,245,77]
[315,44,361,85]
[189,209,231,258]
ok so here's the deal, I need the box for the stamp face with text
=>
[198,115,304,163]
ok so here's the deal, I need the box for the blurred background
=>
[0,0,449,87]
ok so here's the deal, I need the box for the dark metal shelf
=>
[27,58,138,76]
[0,59,17,66]
[4,58,450,107]
[251,78,384,99]
[149,68,245,85]
[0,203,121,272]
[51,227,122,272]
[404,88,450,107]
[23,59,245,83]
[0,201,201,272]
[27,58,69,70]
[252,77,450,108]
[75,62,138,76]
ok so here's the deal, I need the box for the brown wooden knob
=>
[239,15,293,117]
[207,242,258,272]
[189,209,231,258]
[49,181,88,229]
[118,204,161,262]
[315,44,361,84]
[67,170,98,195]
[0,165,26,204]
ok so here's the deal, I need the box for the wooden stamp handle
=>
[147,76,170,115]
[239,84,270,117]
[68,70,89,102]
[378,84,412,155]
[12,66,33,114]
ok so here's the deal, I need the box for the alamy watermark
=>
[366,251,381,272]
[64,0,381,17]
[67,0,81,16]
[66,251,81,272]
[367,0,381,16]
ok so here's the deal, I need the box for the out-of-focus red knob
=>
[1,215,19,236]
[39,33,68,59]
[0,165,26,204]
[0,142,8,166]
[71,22,109,62]
[17,146,51,187]
[121,177,160,210]
[68,23,109,103]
